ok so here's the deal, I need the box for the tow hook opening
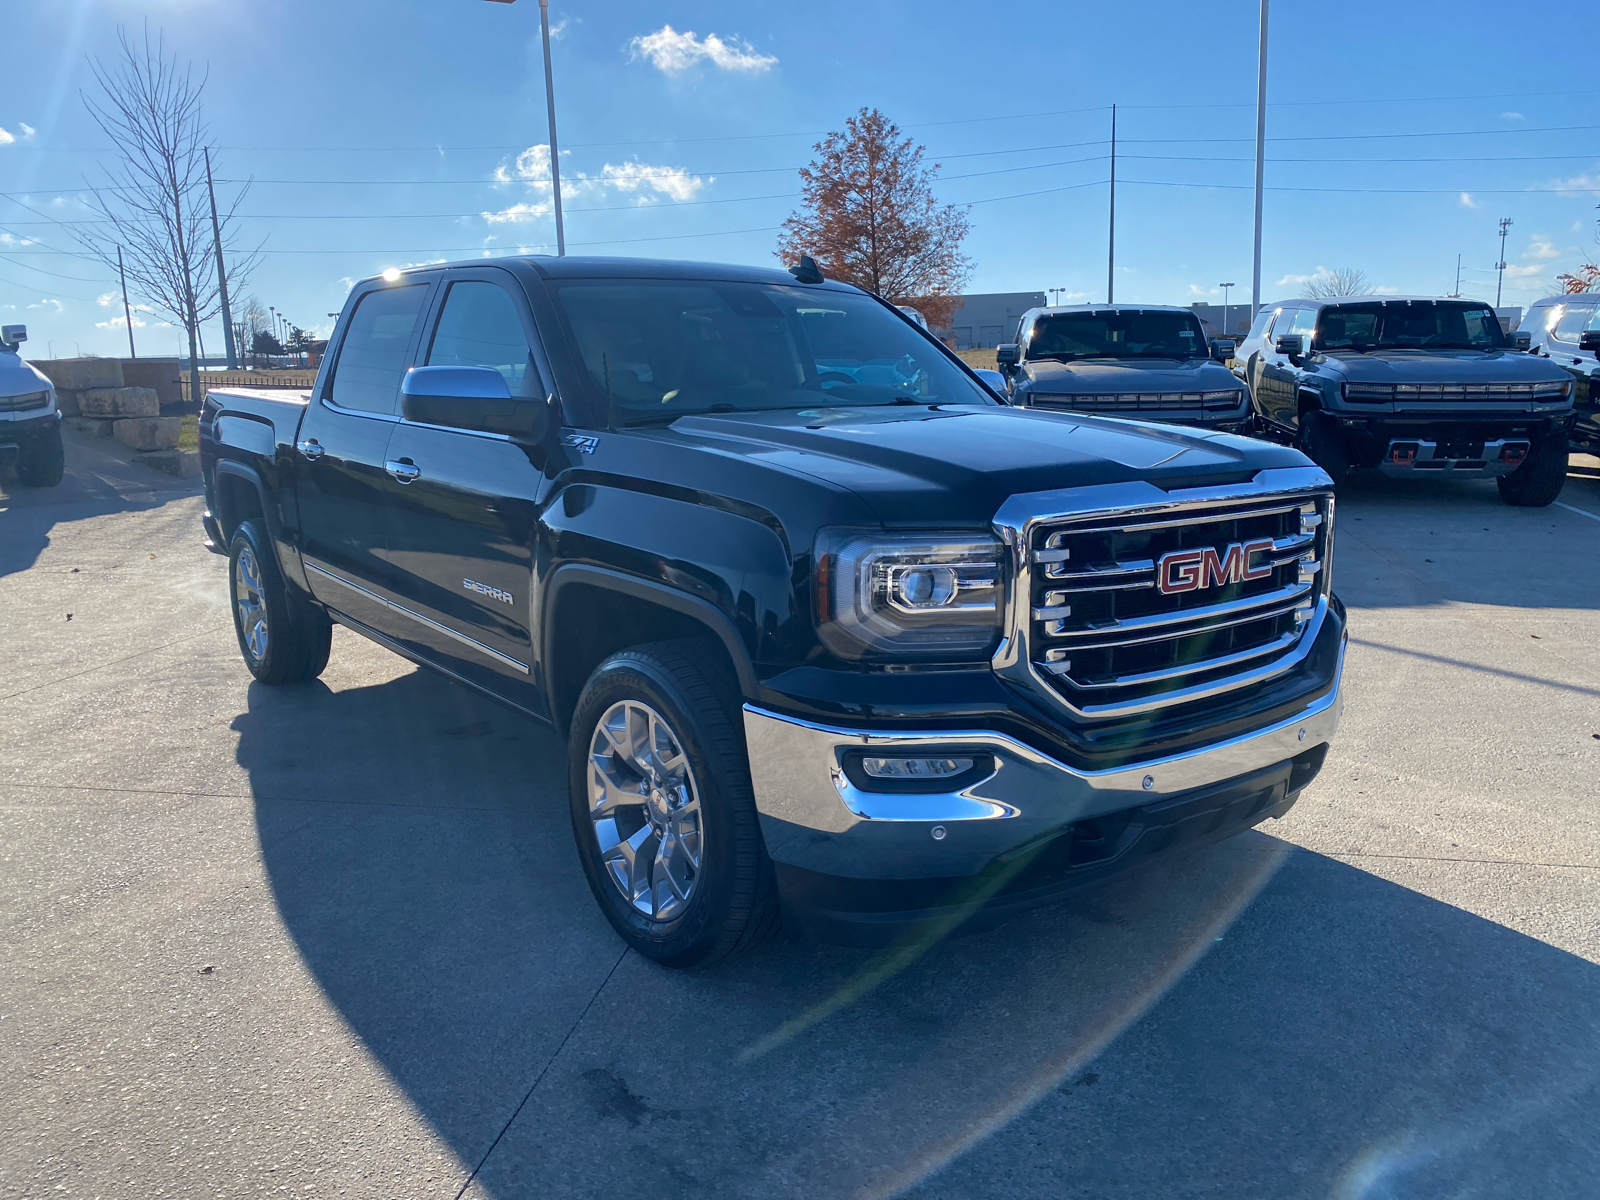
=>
[1389,441,1420,467]
[1498,441,1530,466]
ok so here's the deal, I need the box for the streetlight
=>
[483,0,566,256]
[1219,283,1235,336]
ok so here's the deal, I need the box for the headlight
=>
[815,531,1004,660]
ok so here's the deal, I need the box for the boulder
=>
[136,448,200,478]
[80,386,160,418]
[65,417,114,438]
[32,357,123,391]
[112,416,182,451]
[55,390,81,416]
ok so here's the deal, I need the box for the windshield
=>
[1025,310,1209,361]
[1315,301,1506,351]
[550,280,992,423]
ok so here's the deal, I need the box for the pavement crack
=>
[452,946,629,1200]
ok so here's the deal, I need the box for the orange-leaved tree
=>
[1558,211,1600,293]
[777,108,971,330]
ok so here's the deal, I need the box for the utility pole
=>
[1251,0,1270,316]
[1107,103,1116,305]
[116,245,136,359]
[483,0,566,255]
[1219,283,1235,336]
[1495,217,1513,307]
[1452,254,1462,297]
[204,147,238,370]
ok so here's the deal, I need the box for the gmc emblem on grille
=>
[1157,539,1275,595]
[464,578,515,605]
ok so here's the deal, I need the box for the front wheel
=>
[227,519,332,684]
[1497,433,1568,507]
[1297,412,1349,487]
[568,641,780,968]
[16,427,64,488]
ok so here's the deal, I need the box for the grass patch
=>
[178,413,199,452]
[956,347,997,371]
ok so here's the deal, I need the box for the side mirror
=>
[1274,334,1303,358]
[1512,330,1533,352]
[995,343,1021,368]
[972,368,1009,397]
[401,365,549,440]
[0,323,25,351]
[1211,339,1237,363]
[1580,331,1600,353]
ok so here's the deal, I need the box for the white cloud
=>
[1527,238,1560,260]
[96,292,118,307]
[0,122,36,144]
[27,299,64,313]
[482,143,708,224]
[1372,286,1401,295]
[96,313,147,330]
[1546,171,1600,195]
[1186,283,1218,297]
[1505,263,1546,278]
[1275,268,1328,288]
[628,25,777,74]
[1459,192,1480,209]
[0,232,39,247]
[548,16,570,40]
[1500,111,1524,121]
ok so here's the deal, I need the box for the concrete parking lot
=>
[3,427,1599,1198]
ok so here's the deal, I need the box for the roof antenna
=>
[788,254,824,284]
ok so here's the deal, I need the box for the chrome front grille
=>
[1032,390,1243,413]
[1343,381,1569,403]
[991,470,1335,720]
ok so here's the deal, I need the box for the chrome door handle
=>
[296,438,325,460]
[385,458,421,484]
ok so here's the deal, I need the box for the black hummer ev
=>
[1234,296,1575,504]
[200,257,1345,966]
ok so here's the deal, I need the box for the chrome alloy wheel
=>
[587,699,704,921]
[234,545,269,662]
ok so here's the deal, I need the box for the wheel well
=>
[545,581,744,736]
[1297,389,1325,420]
[214,471,265,540]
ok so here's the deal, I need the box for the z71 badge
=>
[464,578,515,605]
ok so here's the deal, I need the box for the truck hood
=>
[1019,357,1239,395]
[658,404,1308,526]
[1319,348,1572,384]
[0,353,52,399]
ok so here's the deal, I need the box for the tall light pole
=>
[1251,0,1270,317]
[484,0,566,255]
[1219,283,1235,336]
[1107,103,1117,305]
[1495,216,1513,307]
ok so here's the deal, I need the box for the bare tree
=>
[1300,268,1374,300]
[238,294,272,364]
[778,108,971,328]
[75,26,257,392]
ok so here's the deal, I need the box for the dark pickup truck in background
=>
[1232,296,1576,504]
[200,256,1345,966]
[996,304,1250,433]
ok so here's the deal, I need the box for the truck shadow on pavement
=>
[237,666,1600,1199]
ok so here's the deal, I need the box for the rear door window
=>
[1553,304,1590,342]
[328,284,431,414]
[1247,307,1276,340]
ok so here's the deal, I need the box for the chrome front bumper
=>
[742,635,1345,880]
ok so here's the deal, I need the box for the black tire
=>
[16,427,64,488]
[1497,433,1568,507]
[227,519,332,685]
[567,641,780,968]
[1297,411,1349,487]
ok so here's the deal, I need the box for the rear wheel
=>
[1297,411,1349,487]
[16,427,64,488]
[227,519,332,684]
[1497,433,1568,507]
[568,641,780,967]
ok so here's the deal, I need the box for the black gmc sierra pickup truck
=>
[200,256,1345,966]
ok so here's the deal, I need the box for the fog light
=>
[1389,442,1419,467]
[860,756,974,780]
[1499,442,1529,466]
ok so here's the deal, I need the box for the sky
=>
[2,0,1598,360]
